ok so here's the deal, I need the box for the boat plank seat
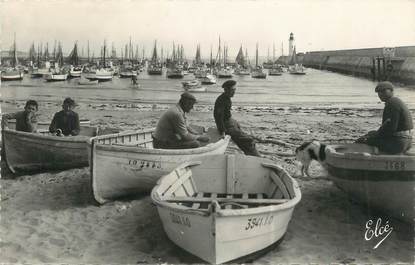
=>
[163,196,289,205]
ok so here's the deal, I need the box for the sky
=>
[1,0,414,59]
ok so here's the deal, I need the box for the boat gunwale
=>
[151,156,301,217]
[88,129,231,155]
[326,144,415,171]
[2,127,96,143]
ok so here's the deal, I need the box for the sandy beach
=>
[1,99,413,264]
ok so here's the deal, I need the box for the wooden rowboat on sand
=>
[88,127,231,204]
[151,154,301,264]
[2,125,103,174]
[326,143,415,223]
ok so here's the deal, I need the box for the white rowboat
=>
[88,128,230,204]
[151,154,301,264]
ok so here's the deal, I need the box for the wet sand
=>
[1,100,413,264]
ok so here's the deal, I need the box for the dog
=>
[295,141,327,177]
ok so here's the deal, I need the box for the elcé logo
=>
[364,218,393,249]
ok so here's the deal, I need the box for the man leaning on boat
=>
[356,81,413,154]
[1,100,38,132]
[152,92,210,149]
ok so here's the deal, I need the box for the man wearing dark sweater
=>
[214,80,260,156]
[49,97,80,136]
[357,81,413,154]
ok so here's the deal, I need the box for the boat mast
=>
[13,32,18,68]
[255,43,259,68]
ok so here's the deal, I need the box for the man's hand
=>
[26,111,36,122]
[197,135,210,143]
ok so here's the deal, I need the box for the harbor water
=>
[1,68,414,110]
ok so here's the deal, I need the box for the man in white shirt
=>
[153,92,209,149]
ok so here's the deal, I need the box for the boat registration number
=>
[245,215,274,230]
[384,161,405,170]
[170,212,191,227]
[128,159,161,169]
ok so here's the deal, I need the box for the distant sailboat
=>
[215,37,232,78]
[288,46,306,75]
[148,40,163,75]
[68,41,82,78]
[86,40,113,82]
[166,43,184,79]
[251,43,266,79]
[44,42,68,82]
[234,45,250,76]
[1,33,24,81]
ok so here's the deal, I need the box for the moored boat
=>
[2,125,101,174]
[78,78,99,85]
[1,69,24,81]
[151,154,301,264]
[216,68,233,78]
[325,143,415,223]
[88,127,231,204]
[44,72,68,82]
[166,67,184,79]
[182,79,201,89]
[200,74,216,84]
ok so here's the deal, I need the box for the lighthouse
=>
[288,32,295,57]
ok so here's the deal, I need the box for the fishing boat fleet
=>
[1,36,306,86]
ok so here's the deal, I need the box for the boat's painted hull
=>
[157,204,292,263]
[184,87,207,92]
[88,130,230,204]
[152,154,301,263]
[119,72,136,78]
[251,74,267,79]
[148,70,163,75]
[45,74,68,81]
[326,144,415,223]
[69,71,82,78]
[78,80,99,85]
[1,72,24,81]
[3,129,93,173]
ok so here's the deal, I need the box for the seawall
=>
[277,46,415,85]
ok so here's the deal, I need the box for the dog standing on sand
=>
[295,141,327,177]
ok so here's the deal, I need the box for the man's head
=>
[24,100,38,113]
[222,80,237,98]
[62,97,76,113]
[179,92,197,113]
[375,81,394,102]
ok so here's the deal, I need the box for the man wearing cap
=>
[214,80,260,156]
[49,97,80,136]
[356,81,413,154]
[153,92,210,149]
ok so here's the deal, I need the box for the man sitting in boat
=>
[1,100,38,132]
[214,80,260,156]
[152,92,210,149]
[49,97,80,136]
[356,81,413,154]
